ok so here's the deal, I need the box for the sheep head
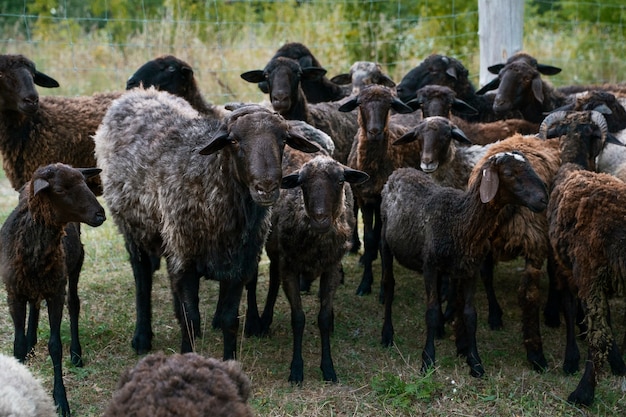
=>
[0,54,59,115]
[396,54,469,103]
[126,55,194,96]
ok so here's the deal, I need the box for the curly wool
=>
[0,353,56,417]
[103,352,254,417]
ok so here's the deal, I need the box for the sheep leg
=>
[479,252,503,330]
[456,275,485,378]
[47,293,70,417]
[25,301,40,354]
[67,264,83,367]
[259,256,281,336]
[421,267,440,373]
[9,298,28,362]
[170,268,201,354]
[318,268,339,382]
[349,200,361,254]
[243,263,263,337]
[543,252,562,328]
[380,235,395,347]
[604,299,626,376]
[283,272,306,384]
[216,279,245,360]
[126,240,156,354]
[568,354,597,407]
[355,202,379,298]
[561,287,580,375]
[518,263,547,372]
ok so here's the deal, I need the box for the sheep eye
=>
[167,65,176,72]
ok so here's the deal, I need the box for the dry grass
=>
[0,167,625,416]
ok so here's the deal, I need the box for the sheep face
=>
[126,55,193,94]
[331,61,396,95]
[282,156,368,233]
[396,54,469,103]
[393,116,471,173]
[199,108,320,207]
[0,54,59,115]
[29,163,106,227]
[492,61,543,115]
[479,151,548,213]
[410,85,478,118]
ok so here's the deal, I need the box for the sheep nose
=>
[24,95,38,106]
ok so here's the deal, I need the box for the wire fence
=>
[1,0,624,103]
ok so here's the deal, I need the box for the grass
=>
[0,166,625,416]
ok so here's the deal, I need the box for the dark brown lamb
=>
[0,163,106,416]
[103,352,254,417]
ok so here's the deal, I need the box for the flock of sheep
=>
[0,41,625,415]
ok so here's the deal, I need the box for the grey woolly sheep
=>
[0,353,56,417]
[336,84,415,299]
[102,352,254,417]
[380,152,548,378]
[0,163,106,416]
[94,88,320,359]
[259,149,368,383]
[330,61,396,95]
[544,110,626,406]
[126,54,228,120]
[240,56,359,165]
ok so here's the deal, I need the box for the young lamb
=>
[0,163,106,417]
[255,42,348,103]
[93,88,320,359]
[379,151,548,378]
[544,110,626,406]
[126,54,228,120]
[102,352,254,417]
[259,149,368,383]
[336,84,415,299]
[0,353,57,417]
[240,56,359,165]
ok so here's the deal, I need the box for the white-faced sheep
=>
[336,84,415,299]
[544,110,626,406]
[255,42,347,103]
[126,54,229,120]
[0,163,106,416]
[259,149,368,383]
[102,352,254,417]
[0,353,57,417]
[240,56,359,165]
[93,88,320,359]
[380,152,548,378]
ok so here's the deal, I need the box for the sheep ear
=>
[537,64,561,76]
[487,63,505,74]
[34,70,60,88]
[78,167,102,180]
[33,178,50,195]
[240,70,265,84]
[393,130,418,145]
[445,66,458,80]
[479,166,499,203]
[451,126,472,145]
[281,172,301,189]
[344,168,369,185]
[286,131,322,154]
[391,97,415,114]
[199,128,230,155]
[330,73,352,85]
[337,97,359,113]
[452,98,478,115]
[531,78,544,104]
[476,78,500,95]
[301,67,327,80]
[405,98,422,111]
[378,74,396,88]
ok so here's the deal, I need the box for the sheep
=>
[255,42,347,103]
[102,352,254,417]
[379,151,548,378]
[329,60,396,95]
[395,54,507,122]
[0,163,106,416]
[93,88,320,359]
[240,56,359,165]
[258,149,368,383]
[336,84,415,298]
[543,110,626,406]
[126,54,229,120]
[409,84,540,144]
[0,353,57,417]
